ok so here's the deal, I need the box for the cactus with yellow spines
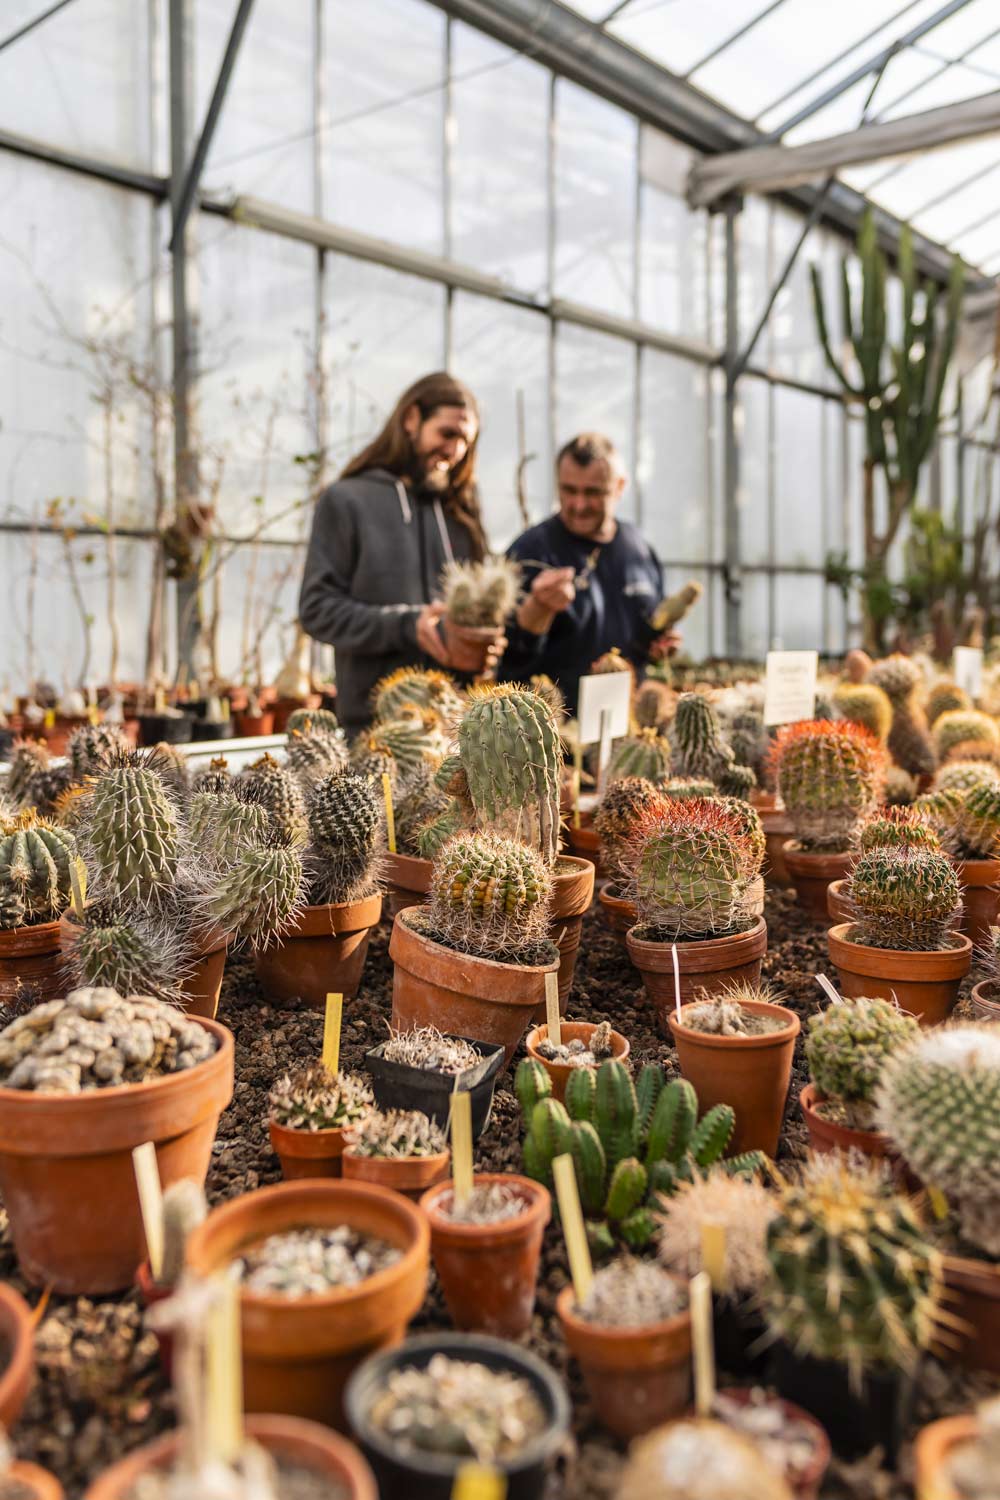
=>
[423,830,553,963]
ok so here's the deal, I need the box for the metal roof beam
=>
[0,0,77,55]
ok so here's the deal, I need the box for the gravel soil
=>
[2,887,997,1497]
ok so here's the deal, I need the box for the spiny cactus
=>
[344,1107,446,1158]
[771,719,885,851]
[617,1419,792,1500]
[607,728,671,787]
[191,756,231,796]
[393,763,452,857]
[285,726,348,788]
[242,754,307,843]
[371,667,464,725]
[201,830,305,950]
[856,805,940,853]
[0,811,78,925]
[83,753,181,907]
[927,679,971,725]
[441,556,521,628]
[4,740,49,808]
[286,706,340,736]
[351,718,432,783]
[764,1154,941,1383]
[657,1170,776,1298]
[149,742,191,806]
[66,722,128,780]
[415,798,468,861]
[527,674,566,719]
[954,781,1000,859]
[805,996,919,1130]
[876,1025,1000,1257]
[832,682,893,743]
[593,777,667,877]
[0,886,26,932]
[727,709,769,781]
[591,647,635,682]
[663,776,717,800]
[670,692,751,791]
[868,655,936,777]
[306,770,381,905]
[66,900,192,1006]
[457,684,562,864]
[268,1061,373,1131]
[626,797,763,939]
[848,845,960,951]
[934,760,1000,795]
[22,761,75,818]
[633,678,672,733]
[933,710,999,762]
[423,831,552,963]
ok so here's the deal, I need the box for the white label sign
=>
[763,650,818,727]
[953,646,983,700]
[577,670,632,746]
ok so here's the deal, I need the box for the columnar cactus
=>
[670,692,752,791]
[848,846,960,951]
[4,740,49,808]
[457,684,562,864]
[0,811,78,926]
[954,781,1000,859]
[856,805,940,853]
[242,753,307,843]
[191,756,231,796]
[626,797,763,938]
[727,708,769,781]
[83,754,180,906]
[927,679,971,725]
[593,777,667,876]
[423,830,552,963]
[771,720,885,851]
[201,828,305,950]
[607,729,671,787]
[306,770,381,905]
[933,710,999,761]
[867,654,936,778]
[832,682,892,743]
[71,901,191,1006]
[805,995,919,1129]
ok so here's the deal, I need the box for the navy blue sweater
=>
[498,516,663,713]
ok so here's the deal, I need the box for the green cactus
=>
[805,996,919,1130]
[204,833,305,951]
[933,710,999,762]
[954,781,1000,859]
[772,719,884,851]
[645,1076,697,1166]
[883,766,917,806]
[728,709,769,780]
[670,693,751,791]
[618,1207,658,1250]
[565,1065,596,1121]
[306,770,381,905]
[867,656,937,778]
[351,718,431,783]
[832,683,892,744]
[934,760,1000,795]
[593,777,666,877]
[371,666,464,724]
[595,1059,639,1169]
[515,1057,551,1118]
[66,722,128,780]
[285,727,347,788]
[530,1097,572,1163]
[148,743,191,807]
[690,1106,735,1166]
[84,756,180,906]
[286,707,341,736]
[717,761,756,800]
[457,684,562,864]
[848,845,960,952]
[67,902,190,1006]
[662,777,717,800]
[633,679,672,733]
[604,1157,647,1221]
[857,806,940,853]
[0,811,78,924]
[631,797,762,938]
[393,764,452,858]
[22,762,75,819]
[442,556,521,628]
[926,680,971,725]
[569,1120,606,1214]
[243,753,307,843]
[0,884,25,931]
[191,756,232,796]
[635,1063,663,1135]
[423,830,553,962]
[607,730,671,787]
[912,787,964,843]
[4,739,50,808]
[415,799,469,861]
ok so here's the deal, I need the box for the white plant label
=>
[577,670,632,745]
[763,650,818,727]
[953,646,983,700]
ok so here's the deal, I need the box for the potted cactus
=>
[615,1418,794,1500]
[800,995,919,1164]
[827,803,941,923]
[876,1025,1000,1374]
[268,1063,374,1179]
[827,845,971,1024]
[364,1026,505,1139]
[831,680,892,743]
[669,692,757,798]
[622,797,767,1029]
[381,763,449,918]
[0,810,78,1005]
[342,1108,449,1199]
[770,720,885,916]
[389,831,559,1065]
[594,777,668,943]
[949,781,1000,947]
[867,654,936,781]
[439,557,521,672]
[932,708,999,763]
[915,1397,1000,1500]
[970,925,1000,1023]
[0,1434,63,1500]
[701,1390,830,1500]
[556,1256,691,1439]
[524,1018,629,1102]
[607,728,672,786]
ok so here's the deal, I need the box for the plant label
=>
[382,773,397,854]
[131,1142,164,1280]
[815,973,842,1006]
[700,1222,728,1293]
[577,671,631,746]
[451,1464,507,1500]
[690,1270,715,1416]
[69,858,87,919]
[544,972,561,1049]
[322,993,343,1075]
[450,1088,474,1211]
[953,646,983,700]
[671,943,682,1020]
[206,1269,244,1464]
[763,650,818,727]
[553,1152,594,1303]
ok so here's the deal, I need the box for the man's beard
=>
[414,454,452,496]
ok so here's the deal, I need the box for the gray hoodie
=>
[299,468,478,734]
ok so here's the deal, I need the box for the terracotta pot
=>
[234,710,276,737]
[711,1388,831,1500]
[389,909,558,1068]
[186,1179,429,1430]
[955,857,1000,949]
[940,1253,1000,1374]
[0,1283,34,1430]
[342,1148,450,1200]
[760,804,794,887]
[82,1413,377,1500]
[254,893,382,1007]
[440,618,500,673]
[269,1117,350,1179]
[597,885,636,948]
[545,856,596,1014]
[799,1083,892,1163]
[525,1022,629,1103]
[625,919,768,1036]
[7,1462,63,1500]
[827,923,972,1026]
[0,1016,233,1294]
[59,914,229,1022]
[556,1282,692,1439]
[419,1174,550,1338]
[381,851,432,921]
[913,1413,978,1500]
[0,919,63,1008]
[826,878,851,926]
[563,821,604,878]
[751,789,777,812]
[784,846,853,919]
[667,997,799,1157]
[970,978,1000,1024]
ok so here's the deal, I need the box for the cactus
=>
[344,1107,446,1158]
[593,777,667,877]
[4,739,50,808]
[0,811,78,925]
[66,722,128,780]
[627,797,763,939]
[565,1065,596,1121]
[83,753,181,907]
[727,709,769,780]
[848,845,960,951]
[415,799,468,861]
[607,729,671,787]
[764,1154,941,1382]
[441,556,521,629]
[0,886,26,931]
[933,710,999,761]
[202,833,305,951]
[242,754,307,843]
[604,1158,647,1221]
[633,679,672,733]
[351,718,433,784]
[591,647,635,683]
[457,685,562,864]
[22,761,76,818]
[515,1057,551,1118]
[927,679,971,725]
[658,1170,776,1298]
[285,726,347,788]
[268,1061,373,1131]
[191,756,231,796]
[662,777,717,800]
[527,674,566,719]
[371,667,464,725]
[618,1419,793,1500]
[883,765,917,806]
[832,682,892,743]
[423,830,553,963]
[393,764,453,858]
[286,707,341,736]
[149,742,191,807]
[771,719,885,851]
[717,796,766,868]
[670,692,751,791]
[867,655,936,777]
[67,900,192,1006]
[856,805,940,853]
[954,781,1000,859]
[876,1025,1000,1257]
[805,995,919,1130]
[934,760,1000,794]
[306,770,381,905]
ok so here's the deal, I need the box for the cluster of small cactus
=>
[593,776,667,877]
[953,780,1000,859]
[305,770,381,905]
[457,684,563,864]
[933,709,1000,762]
[763,1154,942,1382]
[367,1352,545,1463]
[441,556,521,628]
[344,1107,446,1158]
[832,681,893,743]
[626,797,763,939]
[856,805,940,853]
[926,679,971,725]
[805,995,919,1129]
[268,1061,373,1131]
[867,654,936,778]
[670,692,754,794]
[771,720,884,850]
[848,845,961,951]
[421,831,553,963]
[517,1056,762,1254]
[0,810,78,929]
[607,728,671,787]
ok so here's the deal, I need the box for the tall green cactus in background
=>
[811,210,963,651]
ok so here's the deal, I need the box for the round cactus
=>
[393,764,453,857]
[458,684,562,864]
[371,667,464,724]
[867,654,923,702]
[933,709,1000,761]
[806,996,919,1128]
[285,707,340,736]
[934,759,1000,795]
[84,757,181,906]
[191,756,232,796]
[424,830,553,962]
[633,679,672,733]
[0,885,26,932]
[307,770,381,905]
[243,753,307,844]
[771,720,885,851]
[593,777,667,876]
[848,845,960,951]
[856,806,940,853]
[66,722,128,780]
[832,682,892,743]
[0,811,78,924]
[663,777,717,800]
[954,781,1000,859]
[727,709,769,780]
[351,718,432,783]
[620,1420,794,1500]
[4,740,50,808]
[867,655,936,777]
[628,797,762,938]
[927,679,971,725]
[607,729,671,787]
[285,726,347,788]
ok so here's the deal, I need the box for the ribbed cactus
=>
[191,756,231,796]
[22,762,75,819]
[933,710,999,761]
[607,728,671,787]
[306,770,381,905]
[424,830,552,962]
[393,764,452,858]
[718,796,766,868]
[371,667,465,725]
[663,777,717,800]
[857,805,940,853]
[0,886,26,932]
[728,709,769,781]
[243,753,307,843]
[764,1154,941,1381]
[593,777,667,876]
[771,720,884,851]
[202,833,305,950]
[0,811,77,925]
[927,680,971,725]
[83,755,180,906]
[876,1025,1000,1257]
[832,682,892,744]
[912,787,963,847]
[670,692,750,791]
[627,797,763,938]
[286,707,340,736]
[351,717,436,784]
[149,742,191,807]
[66,722,128,780]
[633,679,672,733]
[806,995,919,1130]
[4,739,49,808]
[867,655,936,777]
[416,799,468,861]
[935,760,1000,794]
[848,846,960,951]
[457,685,562,864]
[441,556,521,628]
[954,781,1000,859]
[285,726,347,788]
[67,901,191,1006]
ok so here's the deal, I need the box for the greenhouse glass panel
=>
[554,323,637,519]
[774,387,825,567]
[607,0,782,78]
[737,377,771,568]
[740,570,771,659]
[211,540,305,687]
[773,572,825,651]
[554,81,637,320]
[637,351,712,565]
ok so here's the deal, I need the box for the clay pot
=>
[7,1463,63,1499]
[667,997,799,1157]
[799,1083,893,1165]
[0,1283,34,1430]
[556,1281,692,1439]
[525,1022,630,1103]
[255,893,382,1007]
[342,1148,450,1200]
[597,885,636,948]
[82,1413,377,1499]
[826,878,851,926]
[625,919,768,1036]
[269,1117,351,1180]
[970,978,1000,1024]
[712,1388,830,1500]
[440,618,500,673]
[186,1179,429,1429]
[180,927,229,1020]
[0,920,63,1008]
[913,1413,978,1500]
[827,923,972,1026]
[419,1174,550,1338]
[760,804,794,887]
[940,1253,1000,1374]
[546,856,596,1013]
[381,851,432,921]
[785,846,853,919]
[955,857,1000,949]
[234,710,276,737]
[389,909,559,1067]
[563,820,604,878]
[0,1016,233,1294]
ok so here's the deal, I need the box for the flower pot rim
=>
[970,978,1000,1009]
[555,1280,691,1343]
[381,851,432,888]
[913,1411,979,1500]
[341,1147,450,1175]
[709,1387,832,1488]
[625,916,767,961]
[827,922,973,965]
[784,842,851,861]
[0,1282,34,1426]
[9,1461,63,1500]
[525,1021,630,1072]
[597,884,632,906]
[276,893,383,940]
[668,997,800,1050]
[268,1116,349,1144]
[799,1082,891,1149]
[393,908,560,984]
[419,1172,551,1242]
[955,856,1000,879]
[0,917,62,954]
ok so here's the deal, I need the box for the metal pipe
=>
[0,0,78,55]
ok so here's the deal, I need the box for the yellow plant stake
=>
[131,1142,164,1280]
[322,993,343,1075]
[552,1152,593,1303]
[452,1463,507,1500]
[700,1221,728,1294]
[544,971,561,1050]
[206,1270,244,1465]
[69,858,87,919]
[451,1088,474,1211]
[927,1184,949,1221]
[43,709,55,731]
[690,1270,715,1417]
[382,772,397,854]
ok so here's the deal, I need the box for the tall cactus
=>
[457,684,562,864]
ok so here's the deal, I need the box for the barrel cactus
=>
[933,709,999,761]
[935,760,1000,795]
[285,706,341,736]
[242,753,307,844]
[663,777,717,800]
[856,805,940,853]
[867,654,936,778]
[284,725,347,788]
[832,682,892,743]
[371,666,464,725]
[927,679,971,725]
[351,718,432,783]
[954,781,1000,859]
[66,722,128,780]
[607,728,671,787]
[771,719,885,851]
[627,797,763,939]
[457,684,562,864]
[848,845,960,951]
[670,692,752,791]
[191,756,231,796]
[4,739,50,808]
[912,787,964,846]
[441,555,521,628]
[593,777,667,876]
[883,766,917,806]
[805,995,919,1129]
[423,830,553,963]
[0,811,78,926]
[306,770,381,905]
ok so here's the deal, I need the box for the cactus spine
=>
[627,798,763,939]
[848,846,960,951]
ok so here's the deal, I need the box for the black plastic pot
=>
[714,1295,769,1379]
[135,711,194,746]
[364,1036,505,1140]
[345,1332,570,1500]
[191,719,233,741]
[768,1339,912,1463]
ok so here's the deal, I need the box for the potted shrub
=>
[623,797,767,1030]
[800,994,918,1164]
[0,986,233,1293]
[439,557,520,672]
[419,1173,550,1338]
[615,1417,794,1500]
[0,1283,33,1431]
[268,1063,374,1179]
[770,719,885,917]
[762,1154,941,1462]
[365,1026,504,1138]
[342,1108,449,1199]
[344,1332,570,1500]
[876,1024,1000,1374]
[949,781,1000,947]
[914,1397,999,1500]
[0,810,77,1004]
[556,1256,690,1439]
[389,831,559,1066]
[827,845,971,1024]
[185,1178,429,1429]
[703,1389,830,1500]
[524,1018,628,1102]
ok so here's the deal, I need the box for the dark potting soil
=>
[1,888,997,1498]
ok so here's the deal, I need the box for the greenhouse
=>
[1,2,1000,1497]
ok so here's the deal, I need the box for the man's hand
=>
[517,567,576,634]
[648,630,682,662]
[415,601,451,664]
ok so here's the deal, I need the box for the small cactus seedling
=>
[343,1108,446,1158]
[441,556,521,628]
[848,845,960,951]
[422,830,553,963]
[457,684,563,864]
[770,719,885,851]
[805,995,918,1130]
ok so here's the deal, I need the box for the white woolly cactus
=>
[441,556,521,628]
[344,1108,446,1158]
